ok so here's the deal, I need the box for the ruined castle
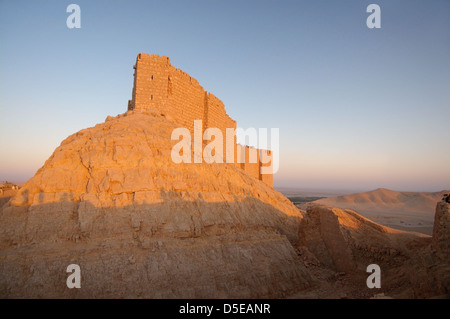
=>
[127,53,273,187]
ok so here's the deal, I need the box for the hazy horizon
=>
[4,175,448,195]
[1,0,449,192]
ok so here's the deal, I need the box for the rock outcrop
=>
[294,204,449,298]
[433,201,450,260]
[0,109,310,298]
[297,205,427,272]
[405,201,450,298]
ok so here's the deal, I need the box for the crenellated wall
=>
[128,53,273,187]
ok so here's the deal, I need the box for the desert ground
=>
[282,188,448,236]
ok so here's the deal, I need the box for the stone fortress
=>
[127,53,273,187]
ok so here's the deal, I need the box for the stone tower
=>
[128,53,273,187]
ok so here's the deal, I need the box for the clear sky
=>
[0,0,449,192]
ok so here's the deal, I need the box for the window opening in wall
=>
[168,76,172,96]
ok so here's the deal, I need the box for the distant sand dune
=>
[309,188,449,235]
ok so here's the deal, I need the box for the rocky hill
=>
[0,109,310,298]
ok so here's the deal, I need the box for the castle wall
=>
[260,150,274,186]
[130,54,206,135]
[129,53,273,187]
[243,146,260,181]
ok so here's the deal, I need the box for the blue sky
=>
[0,0,449,192]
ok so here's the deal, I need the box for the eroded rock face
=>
[0,109,310,298]
[295,205,436,298]
[298,205,427,272]
[433,202,450,260]
[407,202,450,298]
[295,204,450,298]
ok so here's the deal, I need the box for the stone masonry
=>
[128,53,273,187]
